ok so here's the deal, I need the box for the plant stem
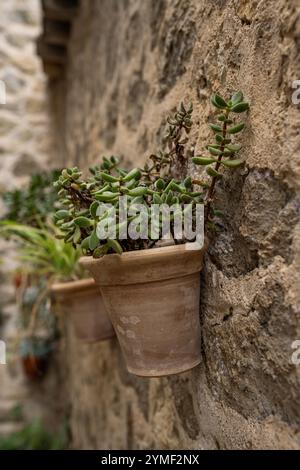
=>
[205,109,229,221]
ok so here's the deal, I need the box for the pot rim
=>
[80,240,207,286]
[127,357,201,377]
[51,278,98,297]
[80,240,206,265]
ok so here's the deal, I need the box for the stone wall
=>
[0,0,60,436]
[51,0,300,449]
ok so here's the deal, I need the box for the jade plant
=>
[192,91,249,222]
[53,92,249,257]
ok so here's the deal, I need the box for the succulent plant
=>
[53,93,249,257]
[192,91,249,222]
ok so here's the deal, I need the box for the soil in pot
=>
[80,242,205,377]
[51,278,115,343]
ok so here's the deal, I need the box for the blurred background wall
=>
[0,0,62,438]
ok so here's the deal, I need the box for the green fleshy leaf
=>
[231,91,243,105]
[89,229,99,251]
[170,182,185,193]
[223,148,235,155]
[155,179,165,190]
[81,236,91,250]
[184,176,192,189]
[166,191,174,204]
[221,159,244,168]
[73,226,81,244]
[90,201,99,218]
[206,166,223,179]
[226,144,242,152]
[231,102,249,113]
[211,94,228,109]
[215,134,224,144]
[100,172,119,183]
[93,244,109,258]
[95,191,119,202]
[208,146,223,156]
[213,209,224,217]
[206,144,221,149]
[192,156,217,166]
[153,193,163,204]
[127,187,148,197]
[123,168,142,182]
[107,239,123,255]
[209,123,222,133]
[55,210,70,220]
[74,216,94,228]
[227,123,245,134]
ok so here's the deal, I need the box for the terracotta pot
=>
[51,279,115,343]
[80,243,205,377]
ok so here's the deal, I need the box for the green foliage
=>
[0,418,69,450]
[1,170,61,226]
[53,158,203,257]
[193,90,249,221]
[0,221,82,281]
[53,93,249,255]
[8,405,23,422]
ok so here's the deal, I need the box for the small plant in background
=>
[1,170,61,226]
[0,221,83,369]
[0,222,82,281]
[53,92,249,257]
[0,413,69,450]
[0,170,83,379]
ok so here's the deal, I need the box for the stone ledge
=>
[37,0,80,79]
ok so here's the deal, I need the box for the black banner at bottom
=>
[0,450,299,467]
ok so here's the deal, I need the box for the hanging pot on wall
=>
[80,242,205,377]
[51,278,115,343]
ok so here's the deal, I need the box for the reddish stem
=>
[205,110,229,220]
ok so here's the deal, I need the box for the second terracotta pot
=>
[51,278,115,343]
[80,242,205,377]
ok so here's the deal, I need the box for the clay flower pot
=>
[80,243,205,377]
[51,278,115,343]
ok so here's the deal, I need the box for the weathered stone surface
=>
[50,0,300,449]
